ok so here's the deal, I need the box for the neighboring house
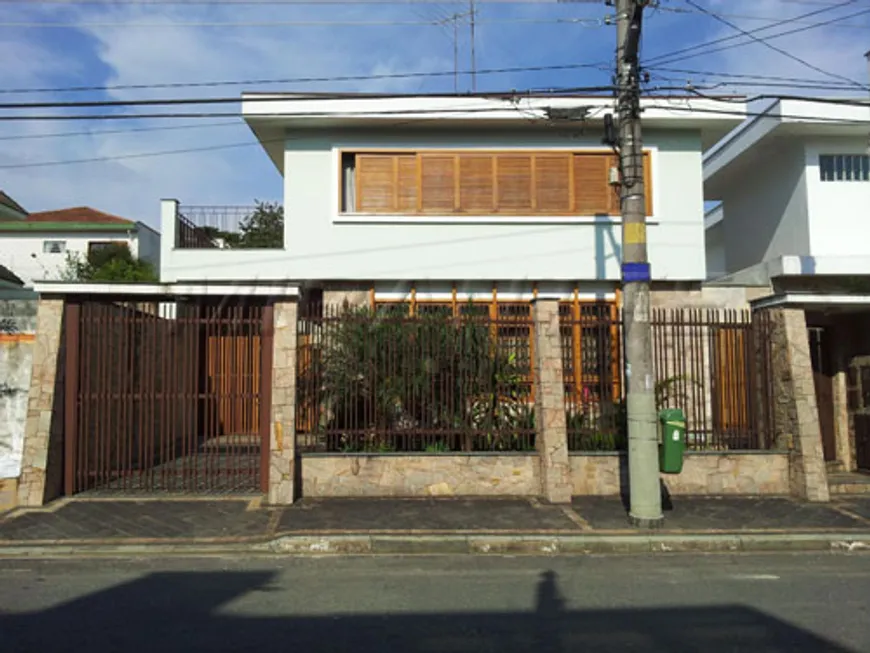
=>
[703,96,870,479]
[161,93,743,304]
[703,203,726,281]
[704,97,870,283]
[0,191,28,222]
[0,207,161,286]
[0,263,24,290]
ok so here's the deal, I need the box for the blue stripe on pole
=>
[622,262,651,282]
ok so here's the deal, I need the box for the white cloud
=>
[0,3,453,227]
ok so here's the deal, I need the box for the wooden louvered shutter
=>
[534,154,572,213]
[573,154,612,215]
[459,154,494,213]
[396,154,418,212]
[495,154,533,212]
[643,152,653,216]
[420,154,456,212]
[356,154,396,213]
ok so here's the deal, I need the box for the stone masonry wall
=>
[768,308,829,502]
[17,298,65,507]
[267,301,298,505]
[532,299,572,504]
[302,455,541,497]
[571,453,791,496]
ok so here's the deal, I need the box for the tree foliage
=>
[200,201,284,249]
[62,243,158,282]
[237,201,283,248]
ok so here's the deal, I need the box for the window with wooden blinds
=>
[345,150,652,216]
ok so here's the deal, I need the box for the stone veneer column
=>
[532,299,572,504]
[769,308,830,502]
[17,298,65,507]
[267,300,298,505]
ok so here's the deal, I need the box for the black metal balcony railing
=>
[175,204,284,250]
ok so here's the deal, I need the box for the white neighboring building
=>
[0,207,161,286]
[159,93,744,300]
[704,97,870,284]
[703,96,870,476]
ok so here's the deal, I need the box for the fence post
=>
[267,300,298,505]
[768,307,830,502]
[63,301,80,497]
[532,298,572,504]
[159,199,178,281]
[17,298,65,507]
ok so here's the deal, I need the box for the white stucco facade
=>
[0,225,160,286]
[703,98,870,281]
[161,95,743,287]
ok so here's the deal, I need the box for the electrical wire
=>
[681,0,867,90]
[0,120,241,141]
[644,0,859,67]
[0,62,610,95]
[658,4,870,29]
[648,66,862,87]
[645,100,870,124]
[0,85,617,110]
[0,16,604,28]
[4,97,870,169]
[0,0,607,4]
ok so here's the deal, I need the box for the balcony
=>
[160,199,287,284]
[174,204,284,250]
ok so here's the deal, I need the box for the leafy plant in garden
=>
[316,306,532,452]
[62,243,157,282]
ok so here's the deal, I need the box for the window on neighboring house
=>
[88,241,125,256]
[819,154,870,182]
[340,150,652,216]
[42,240,66,254]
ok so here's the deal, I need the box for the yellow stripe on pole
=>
[624,222,646,245]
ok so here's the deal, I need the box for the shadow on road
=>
[0,567,854,652]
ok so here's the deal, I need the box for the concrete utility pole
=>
[615,0,663,527]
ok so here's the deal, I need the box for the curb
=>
[1,532,869,558]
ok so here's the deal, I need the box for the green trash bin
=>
[659,408,686,474]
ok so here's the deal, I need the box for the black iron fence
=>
[561,307,777,451]
[296,303,535,453]
[175,204,284,250]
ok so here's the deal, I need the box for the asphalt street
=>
[0,553,868,652]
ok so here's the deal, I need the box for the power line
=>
[0,101,607,121]
[0,120,241,141]
[0,85,617,110]
[653,5,870,79]
[681,0,866,90]
[646,100,870,124]
[6,98,870,169]
[649,66,861,86]
[659,5,870,29]
[0,62,609,95]
[647,74,864,93]
[644,0,858,67]
[0,0,606,4]
[0,16,604,28]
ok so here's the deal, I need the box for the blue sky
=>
[0,0,868,229]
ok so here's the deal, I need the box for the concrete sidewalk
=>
[1,496,870,557]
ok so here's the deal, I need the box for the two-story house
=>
[161,93,742,309]
[704,96,870,481]
[0,206,161,286]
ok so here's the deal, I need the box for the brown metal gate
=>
[64,297,273,495]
